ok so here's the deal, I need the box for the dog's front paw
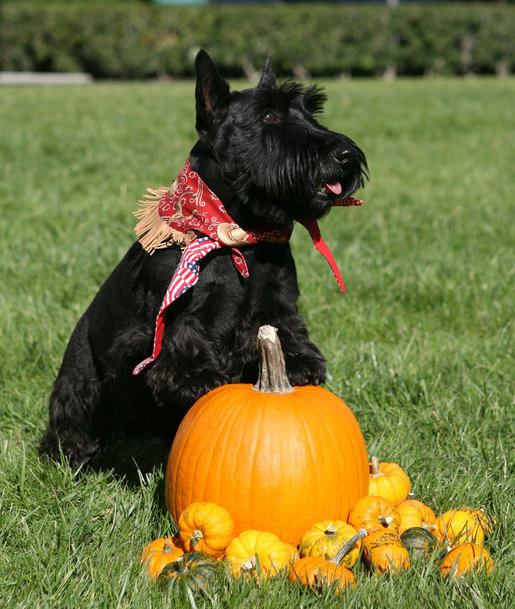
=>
[285,353,326,386]
[149,365,229,409]
[177,371,229,406]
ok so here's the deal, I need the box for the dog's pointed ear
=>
[258,56,276,90]
[195,49,231,136]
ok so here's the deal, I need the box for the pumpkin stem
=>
[190,529,203,548]
[252,325,294,394]
[163,540,173,554]
[378,515,394,527]
[175,556,187,573]
[370,456,382,477]
[330,528,367,564]
[241,555,257,572]
[324,524,337,537]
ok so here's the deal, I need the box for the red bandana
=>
[132,160,362,375]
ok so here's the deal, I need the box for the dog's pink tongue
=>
[326,182,342,195]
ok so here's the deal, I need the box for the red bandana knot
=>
[132,159,363,375]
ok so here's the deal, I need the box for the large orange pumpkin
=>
[165,325,368,546]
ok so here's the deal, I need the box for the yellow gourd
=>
[435,509,484,546]
[397,499,437,535]
[299,520,363,568]
[225,530,296,579]
[440,543,493,579]
[368,456,411,505]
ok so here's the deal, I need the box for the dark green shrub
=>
[1,3,513,78]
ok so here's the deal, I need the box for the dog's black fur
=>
[39,50,367,466]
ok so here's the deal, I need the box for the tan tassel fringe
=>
[133,181,199,254]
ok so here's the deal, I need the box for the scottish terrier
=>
[39,50,368,466]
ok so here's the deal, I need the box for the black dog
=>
[39,50,367,465]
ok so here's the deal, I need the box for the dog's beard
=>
[230,161,366,226]
[224,134,367,225]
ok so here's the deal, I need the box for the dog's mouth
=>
[319,181,343,197]
[316,180,349,203]
[315,144,369,205]
[309,179,363,218]
[316,167,367,205]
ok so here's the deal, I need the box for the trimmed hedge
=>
[1,3,513,78]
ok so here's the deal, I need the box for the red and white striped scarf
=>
[132,160,362,375]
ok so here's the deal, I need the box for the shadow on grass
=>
[90,431,169,475]
[91,433,171,514]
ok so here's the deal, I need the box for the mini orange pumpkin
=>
[299,520,363,568]
[178,502,235,557]
[362,530,410,573]
[397,499,437,535]
[458,506,496,537]
[368,457,411,505]
[289,556,356,592]
[140,537,185,580]
[440,543,493,579]
[363,529,404,551]
[166,326,368,546]
[435,509,485,546]
[348,495,401,534]
[225,530,296,578]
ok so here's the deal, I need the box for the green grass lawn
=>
[0,77,513,608]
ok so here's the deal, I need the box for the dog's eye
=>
[263,111,280,124]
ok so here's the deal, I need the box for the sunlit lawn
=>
[0,76,513,608]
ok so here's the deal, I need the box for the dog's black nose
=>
[332,147,353,165]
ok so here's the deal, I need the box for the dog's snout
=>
[332,147,354,165]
